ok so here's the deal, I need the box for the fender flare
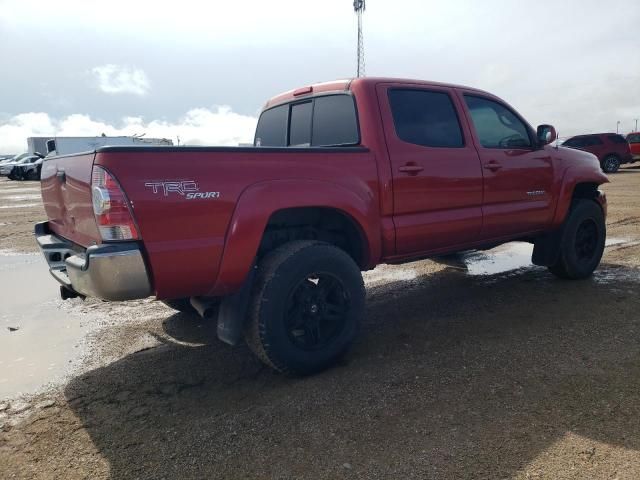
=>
[551,166,608,227]
[209,179,381,296]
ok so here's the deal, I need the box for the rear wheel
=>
[548,200,605,279]
[602,155,620,173]
[245,241,365,375]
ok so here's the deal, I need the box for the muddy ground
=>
[1,169,640,479]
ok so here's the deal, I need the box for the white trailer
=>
[43,136,173,157]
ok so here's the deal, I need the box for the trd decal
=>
[145,180,220,199]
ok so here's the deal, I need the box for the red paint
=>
[39,78,608,300]
[563,132,633,167]
[627,132,640,160]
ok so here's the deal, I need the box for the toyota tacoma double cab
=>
[35,78,608,375]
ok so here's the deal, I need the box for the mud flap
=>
[532,229,563,267]
[216,265,256,346]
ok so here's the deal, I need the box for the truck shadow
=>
[64,262,640,479]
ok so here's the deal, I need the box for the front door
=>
[459,92,555,240]
[377,84,484,256]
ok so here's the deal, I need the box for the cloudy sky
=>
[0,0,638,153]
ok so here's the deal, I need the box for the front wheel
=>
[548,199,605,279]
[602,155,620,173]
[245,241,365,375]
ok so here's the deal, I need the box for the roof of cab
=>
[262,77,492,110]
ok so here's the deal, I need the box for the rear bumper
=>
[35,222,152,301]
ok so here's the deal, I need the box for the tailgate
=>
[40,152,101,247]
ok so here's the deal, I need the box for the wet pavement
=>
[0,254,91,399]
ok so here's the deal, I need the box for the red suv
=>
[562,133,632,173]
[626,132,640,162]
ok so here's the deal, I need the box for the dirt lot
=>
[1,170,640,480]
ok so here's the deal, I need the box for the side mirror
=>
[537,124,557,146]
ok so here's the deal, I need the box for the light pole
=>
[617,121,620,134]
[635,119,639,132]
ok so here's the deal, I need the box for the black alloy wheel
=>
[285,273,350,351]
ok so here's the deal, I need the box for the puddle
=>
[363,265,419,285]
[0,255,91,399]
[606,237,629,247]
[463,242,534,276]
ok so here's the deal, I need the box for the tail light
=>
[91,166,140,241]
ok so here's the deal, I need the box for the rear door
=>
[459,92,554,239]
[377,83,483,255]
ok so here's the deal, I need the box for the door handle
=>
[483,161,502,172]
[398,164,424,175]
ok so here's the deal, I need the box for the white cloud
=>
[0,107,257,153]
[91,64,150,96]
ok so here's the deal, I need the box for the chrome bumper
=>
[35,222,152,301]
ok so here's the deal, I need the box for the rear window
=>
[607,134,628,144]
[388,89,464,148]
[254,104,288,147]
[311,95,359,146]
[289,101,312,146]
[254,94,359,147]
[628,133,640,144]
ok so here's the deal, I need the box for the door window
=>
[464,95,532,149]
[388,89,464,148]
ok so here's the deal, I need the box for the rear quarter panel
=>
[96,148,380,299]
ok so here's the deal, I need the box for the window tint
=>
[464,95,531,149]
[289,101,312,146]
[563,138,582,148]
[607,134,627,144]
[628,133,640,144]
[311,95,359,146]
[387,89,463,148]
[586,136,603,146]
[254,104,288,146]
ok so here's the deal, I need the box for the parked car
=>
[35,77,608,375]
[562,133,633,173]
[0,152,31,169]
[0,154,42,176]
[626,132,640,162]
[9,156,44,181]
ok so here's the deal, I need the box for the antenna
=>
[353,0,366,77]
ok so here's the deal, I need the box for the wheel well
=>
[258,207,367,268]
[572,182,600,201]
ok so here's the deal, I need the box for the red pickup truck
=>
[36,78,608,374]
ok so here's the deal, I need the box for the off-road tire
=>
[602,155,620,173]
[245,240,365,375]
[548,199,605,279]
